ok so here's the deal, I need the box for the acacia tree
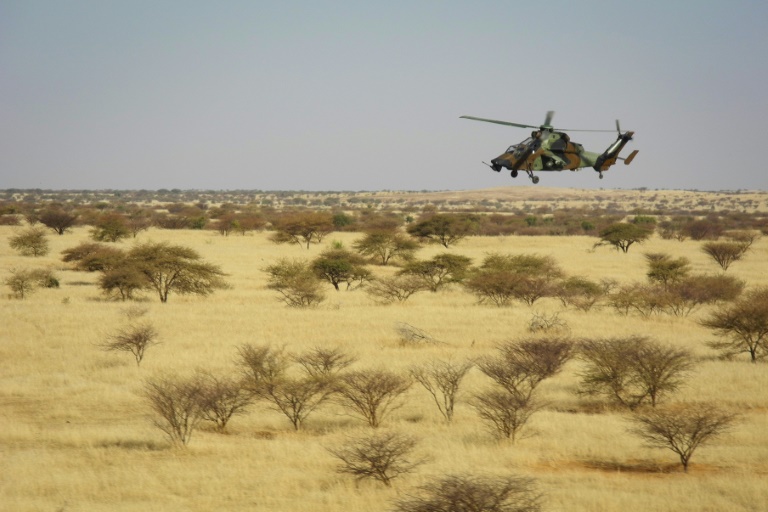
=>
[102,322,158,366]
[700,286,768,362]
[352,229,419,265]
[310,248,370,291]
[9,227,49,257]
[264,258,325,307]
[596,223,652,253]
[629,403,738,472]
[406,213,477,248]
[90,213,131,242]
[39,209,78,235]
[644,252,691,290]
[398,253,472,292]
[128,241,227,303]
[269,211,334,249]
[464,253,564,306]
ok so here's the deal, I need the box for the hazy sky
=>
[1,1,767,191]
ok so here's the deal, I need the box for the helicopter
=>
[460,111,638,184]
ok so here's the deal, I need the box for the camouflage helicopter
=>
[460,111,638,184]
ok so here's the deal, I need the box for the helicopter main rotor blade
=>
[461,114,620,133]
[459,116,538,129]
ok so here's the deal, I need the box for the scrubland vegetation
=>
[1,187,768,512]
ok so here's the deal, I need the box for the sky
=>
[1,0,767,192]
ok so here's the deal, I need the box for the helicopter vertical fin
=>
[593,131,634,172]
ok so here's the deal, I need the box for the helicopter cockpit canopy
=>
[507,137,534,155]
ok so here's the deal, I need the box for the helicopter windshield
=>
[507,137,533,154]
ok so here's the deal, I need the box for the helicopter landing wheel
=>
[511,170,518,178]
[598,173,604,180]
[531,176,540,184]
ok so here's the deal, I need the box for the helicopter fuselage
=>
[490,130,599,173]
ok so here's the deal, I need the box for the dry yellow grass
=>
[1,203,767,512]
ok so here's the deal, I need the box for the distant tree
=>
[9,227,49,256]
[629,403,738,473]
[578,336,695,409]
[406,213,477,248]
[663,274,744,316]
[353,229,419,266]
[596,223,653,253]
[701,241,749,271]
[39,209,77,235]
[410,358,473,423]
[126,211,152,237]
[329,431,425,487]
[683,218,723,241]
[128,241,227,303]
[336,369,411,427]
[90,213,131,242]
[270,211,334,249]
[101,322,158,366]
[398,253,473,292]
[264,258,325,307]
[644,253,691,289]
[700,286,768,362]
[394,474,541,512]
[310,248,370,291]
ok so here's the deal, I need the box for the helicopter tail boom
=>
[593,131,635,172]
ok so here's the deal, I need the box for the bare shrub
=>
[366,275,425,304]
[261,376,335,430]
[294,346,357,380]
[196,371,253,432]
[578,336,695,409]
[702,241,748,271]
[143,375,205,446]
[102,322,158,366]
[700,286,768,362]
[336,369,411,427]
[472,389,540,442]
[527,312,569,334]
[478,338,573,401]
[237,344,290,392]
[328,430,425,486]
[410,358,473,423]
[629,403,738,472]
[394,474,541,512]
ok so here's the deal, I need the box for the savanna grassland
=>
[1,187,767,512]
